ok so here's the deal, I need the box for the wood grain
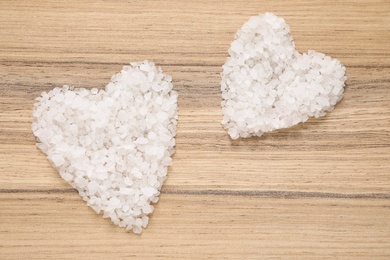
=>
[1,0,389,259]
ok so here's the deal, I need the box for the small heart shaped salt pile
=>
[221,13,346,139]
[32,61,178,233]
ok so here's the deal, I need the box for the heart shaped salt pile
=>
[32,61,178,233]
[221,13,346,139]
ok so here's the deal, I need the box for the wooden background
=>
[1,0,389,259]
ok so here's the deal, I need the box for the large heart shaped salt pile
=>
[32,61,178,233]
[221,13,346,139]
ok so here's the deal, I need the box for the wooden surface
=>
[1,0,389,259]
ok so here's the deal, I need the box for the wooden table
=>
[1,0,389,258]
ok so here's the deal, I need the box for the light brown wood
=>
[1,0,389,259]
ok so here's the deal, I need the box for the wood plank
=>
[0,0,389,258]
[1,193,389,259]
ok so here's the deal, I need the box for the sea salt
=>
[32,61,178,234]
[221,13,346,139]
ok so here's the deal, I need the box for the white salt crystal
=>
[109,197,120,207]
[249,68,258,80]
[124,177,133,186]
[117,110,127,122]
[133,226,142,234]
[54,93,64,103]
[141,187,157,198]
[88,181,99,195]
[120,187,133,195]
[147,175,158,186]
[140,84,150,93]
[147,131,157,140]
[141,215,149,227]
[135,137,148,145]
[54,113,66,123]
[69,124,78,135]
[131,167,143,179]
[152,83,162,92]
[140,63,152,72]
[60,172,72,182]
[75,177,87,188]
[161,157,173,166]
[148,71,155,82]
[231,41,244,53]
[91,88,98,95]
[50,154,65,167]
[139,106,148,116]
[135,218,143,227]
